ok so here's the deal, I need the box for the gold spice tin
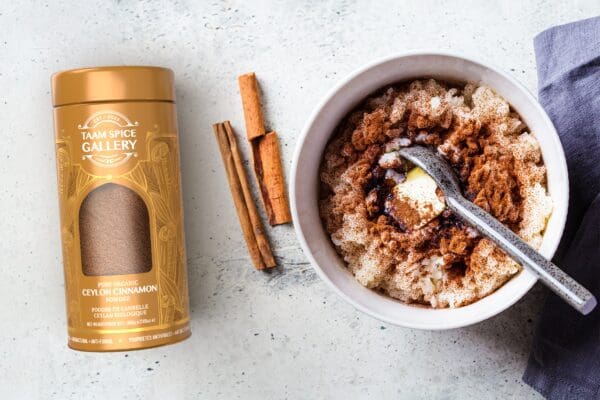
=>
[51,66,191,351]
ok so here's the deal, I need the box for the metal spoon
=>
[398,145,597,315]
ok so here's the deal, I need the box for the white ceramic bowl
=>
[290,51,568,330]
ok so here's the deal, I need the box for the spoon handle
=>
[447,196,597,315]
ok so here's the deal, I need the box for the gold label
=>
[54,102,190,351]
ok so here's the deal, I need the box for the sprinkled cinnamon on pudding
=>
[319,79,552,308]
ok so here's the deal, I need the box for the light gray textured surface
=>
[1,1,598,399]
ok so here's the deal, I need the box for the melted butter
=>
[386,167,446,230]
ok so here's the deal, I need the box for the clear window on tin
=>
[79,183,153,276]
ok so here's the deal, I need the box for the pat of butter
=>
[385,166,446,230]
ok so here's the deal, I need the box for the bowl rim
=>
[290,50,569,329]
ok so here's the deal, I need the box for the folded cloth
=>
[523,16,600,399]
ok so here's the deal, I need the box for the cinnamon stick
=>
[253,132,292,225]
[238,73,266,140]
[238,72,292,225]
[222,122,276,268]
[213,121,276,270]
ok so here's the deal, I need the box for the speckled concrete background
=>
[1,1,599,399]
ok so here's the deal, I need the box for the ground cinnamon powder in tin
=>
[79,183,152,276]
[52,66,191,351]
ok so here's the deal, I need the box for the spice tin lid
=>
[51,66,175,107]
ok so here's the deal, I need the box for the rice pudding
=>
[319,79,552,308]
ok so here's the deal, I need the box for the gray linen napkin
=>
[523,16,600,399]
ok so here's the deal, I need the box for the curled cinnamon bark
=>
[213,121,277,269]
[238,72,292,225]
